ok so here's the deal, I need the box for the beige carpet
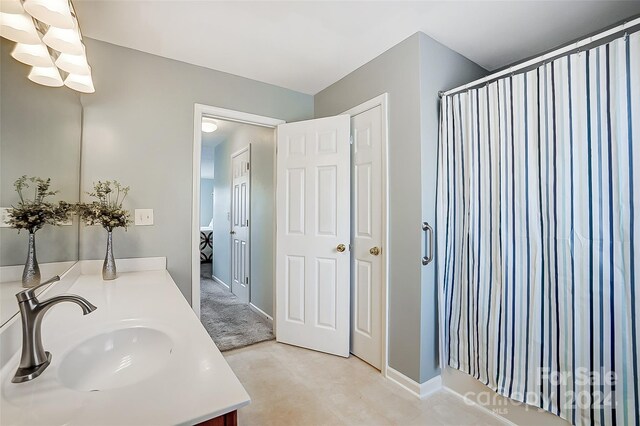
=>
[200,263,274,352]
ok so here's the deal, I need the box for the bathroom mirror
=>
[0,39,82,327]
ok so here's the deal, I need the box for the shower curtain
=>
[437,31,639,426]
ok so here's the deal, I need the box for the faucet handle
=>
[16,275,61,303]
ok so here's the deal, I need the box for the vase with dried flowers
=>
[76,181,131,280]
[6,176,73,287]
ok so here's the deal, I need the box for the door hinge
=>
[247,162,250,170]
[245,277,249,284]
[349,135,354,145]
[246,219,249,226]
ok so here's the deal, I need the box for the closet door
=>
[275,115,351,357]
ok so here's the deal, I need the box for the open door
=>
[230,146,250,304]
[276,115,351,357]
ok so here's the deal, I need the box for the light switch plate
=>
[135,209,154,226]
[0,208,11,228]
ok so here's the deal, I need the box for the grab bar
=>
[422,222,433,266]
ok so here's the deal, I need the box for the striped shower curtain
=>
[437,31,639,426]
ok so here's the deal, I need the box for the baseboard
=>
[386,366,442,399]
[213,275,229,289]
[249,302,273,322]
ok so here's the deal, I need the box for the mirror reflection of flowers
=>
[77,181,132,231]
[7,176,72,233]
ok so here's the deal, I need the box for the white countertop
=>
[0,269,250,425]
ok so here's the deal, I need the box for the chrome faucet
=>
[12,275,97,383]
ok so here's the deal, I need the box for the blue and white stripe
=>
[437,32,640,426]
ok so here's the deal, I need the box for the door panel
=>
[231,147,250,304]
[276,115,350,357]
[351,106,383,369]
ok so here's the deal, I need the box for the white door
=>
[276,115,351,357]
[351,106,383,369]
[231,146,250,304]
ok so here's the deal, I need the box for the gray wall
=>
[79,38,313,301]
[0,38,82,267]
[315,33,425,382]
[200,178,214,227]
[417,33,487,382]
[315,32,486,383]
[213,125,275,317]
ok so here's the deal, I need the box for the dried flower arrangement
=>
[76,181,132,280]
[7,176,72,234]
[76,180,132,232]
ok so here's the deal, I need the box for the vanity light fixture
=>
[23,0,74,29]
[1,0,26,14]
[0,12,40,44]
[202,118,218,133]
[64,70,94,93]
[11,41,52,67]
[28,65,63,87]
[55,49,90,74]
[0,0,95,93]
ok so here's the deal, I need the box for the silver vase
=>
[102,231,116,280]
[22,232,41,288]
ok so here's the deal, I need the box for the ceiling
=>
[200,118,249,179]
[74,1,640,95]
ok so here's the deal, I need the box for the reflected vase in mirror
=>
[5,176,73,288]
[103,231,116,280]
[22,233,40,287]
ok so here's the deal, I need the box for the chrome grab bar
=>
[422,222,433,266]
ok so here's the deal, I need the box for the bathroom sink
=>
[58,326,173,392]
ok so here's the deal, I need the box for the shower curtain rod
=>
[439,15,640,98]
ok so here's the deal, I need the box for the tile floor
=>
[223,340,503,426]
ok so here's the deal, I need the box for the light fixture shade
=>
[0,12,40,44]
[23,0,74,29]
[0,0,25,14]
[55,50,90,75]
[202,118,218,133]
[64,71,95,93]
[11,41,54,67]
[28,65,63,87]
[43,25,83,54]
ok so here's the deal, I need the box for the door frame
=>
[341,93,390,378]
[229,144,251,303]
[192,104,284,318]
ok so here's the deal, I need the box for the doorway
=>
[193,105,283,352]
[192,97,389,373]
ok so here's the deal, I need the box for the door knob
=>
[336,244,346,253]
[369,246,380,256]
[230,230,236,235]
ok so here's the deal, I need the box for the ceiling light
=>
[64,71,95,93]
[1,0,26,14]
[0,12,40,44]
[28,65,63,87]
[11,41,54,67]
[202,118,218,133]
[43,24,83,54]
[23,0,74,29]
[55,50,89,75]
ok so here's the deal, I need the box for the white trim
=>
[79,257,166,275]
[341,93,390,378]
[213,275,229,290]
[442,388,517,426]
[192,104,285,319]
[442,17,640,97]
[386,366,442,399]
[249,302,273,322]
